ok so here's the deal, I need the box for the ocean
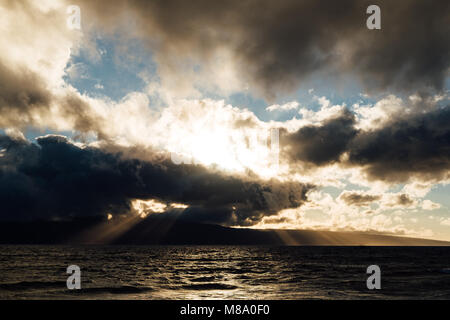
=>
[1,245,449,300]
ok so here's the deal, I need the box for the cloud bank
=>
[0,134,311,225]
[80,0,450,97]
[283,104,450,184]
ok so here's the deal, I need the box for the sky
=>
[0,0,449,240]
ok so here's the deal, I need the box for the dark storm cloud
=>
[0,61,51,127]
[0,59,107,136]
[283,109,357,165]
[282,105,450,183]
[0,135,312,225]
[339,191,381,206]
[347,107,450,182]
[80,0,450,96]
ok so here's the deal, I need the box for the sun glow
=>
[131,199,189,218]
[132,199,167,218]
[159,100,281,178]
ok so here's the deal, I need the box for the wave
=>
[74,286,154,294]
[0,281,63,291]
[0,281,153,295]
[181,283,238,290]
[190,276,220,282]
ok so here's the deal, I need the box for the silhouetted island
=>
[0,216,448,246]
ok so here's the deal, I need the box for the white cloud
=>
[353,95,406,130]
[297,96,346,125]
[253,189,433,238]
[422,200,441,211]
[402,182,432,198]
[266,101,299,112]
[0,0,81,87]
[65,62,89,80]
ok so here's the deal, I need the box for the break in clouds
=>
[0,0,449,237]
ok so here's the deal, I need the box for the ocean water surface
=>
[1,246,449,299]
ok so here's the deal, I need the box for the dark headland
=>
[0,216,448,246]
